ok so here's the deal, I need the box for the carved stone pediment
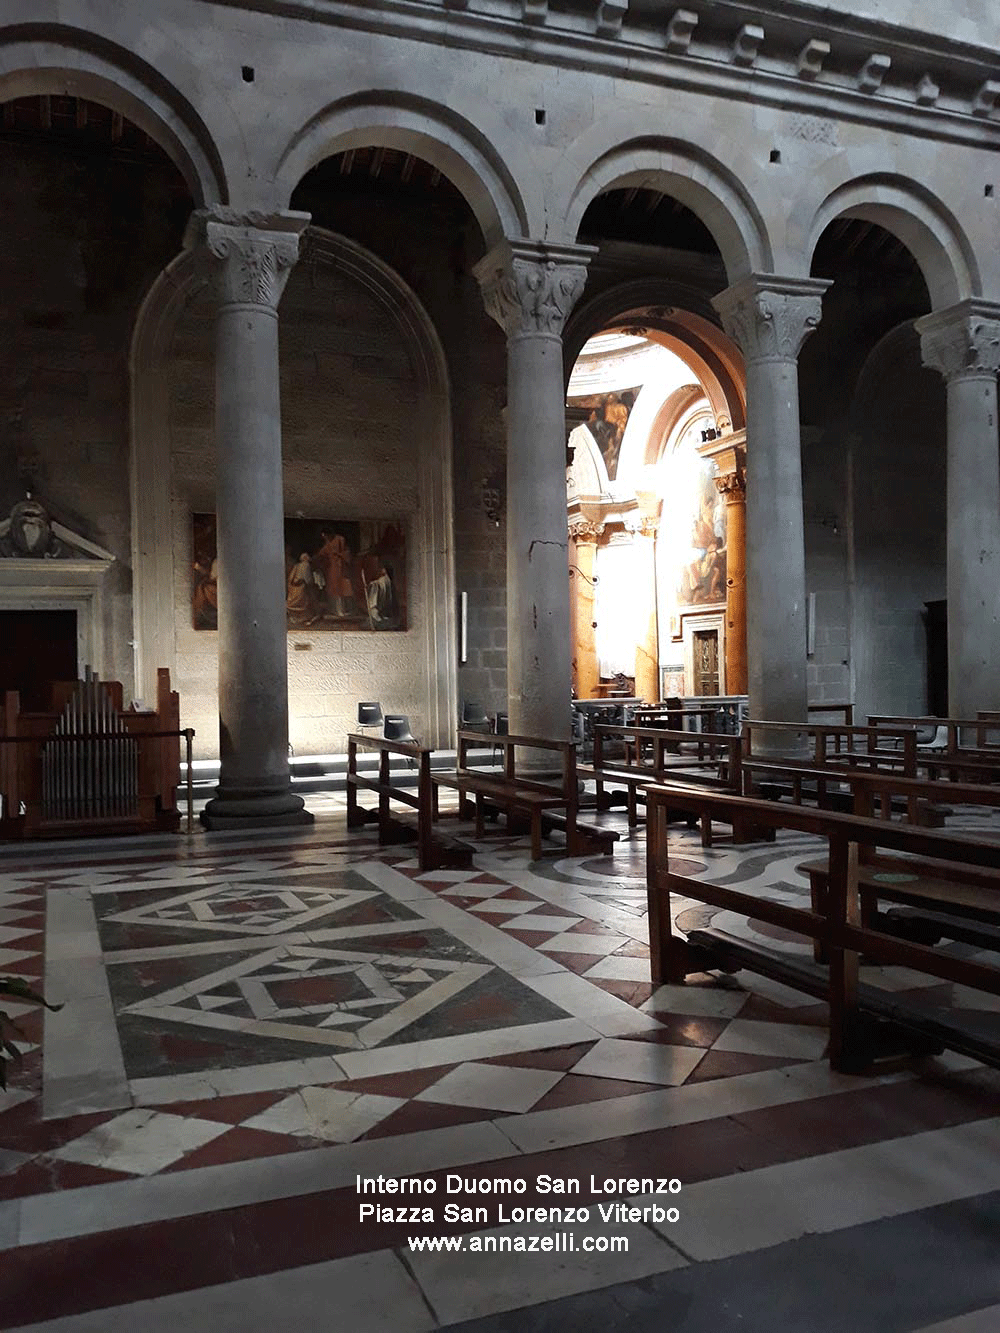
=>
[0,497,115,565]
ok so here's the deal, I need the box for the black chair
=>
[358,702,384,734]
[492,710,509,764]
[460,700,491,733]
[384,714,417,769]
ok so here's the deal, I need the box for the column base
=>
[201,789,313,830]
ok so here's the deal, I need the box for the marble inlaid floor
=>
[1,796,999,1331]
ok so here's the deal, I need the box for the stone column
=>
[475,240,595,739]
[568,518,602,699]
[917,300,1000,715]
[192,209,313,829]
[628,510,661,704]
[712,277,830,732]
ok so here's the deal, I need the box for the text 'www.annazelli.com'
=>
[407,1233,629,1254]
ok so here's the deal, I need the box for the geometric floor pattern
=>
[1,793,999,1331]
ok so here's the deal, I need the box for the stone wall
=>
[0,135,187,695]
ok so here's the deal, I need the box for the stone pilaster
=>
[701,434,748,697]
[475,240,596,740]
[189,208,313,828]
[568,517,603,701]
[712,276,830,741]
[917,300,1000,714]
[624,510,661,705]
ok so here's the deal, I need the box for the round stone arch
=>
[802,174,979,310]
[565,281,746,432]
[0,26,228,206]
[559,138,773,282]
[615,383,707,494]
[271,91,529,249]
[130,227,458,749]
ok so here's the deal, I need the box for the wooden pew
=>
[432,730,618,859]
[868,714,1000,783]
[645,786,1000,1073]
[578,723,766,845]
[742,719,919,777]
[346,733,473,872]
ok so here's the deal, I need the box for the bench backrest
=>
[455,729,576,805]
[742,720,918,774]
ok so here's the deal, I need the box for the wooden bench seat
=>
[432,730,613,859]
[347,734,473,872]
[581,723,772,845]
[800,851,1000,961]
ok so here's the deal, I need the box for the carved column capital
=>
[568,515,605,541]
[623,512,659,539]
[712,275,831,364]
[916,300,1000,382]
[715,468,747,501]
[187,208,310,311]
[474,239,596,339]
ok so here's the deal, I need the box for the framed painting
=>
[191,514,407,632]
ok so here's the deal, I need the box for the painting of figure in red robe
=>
[191,514,407,631]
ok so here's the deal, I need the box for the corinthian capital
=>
[474,240,596,338]
[186,208,310,310]
[712,275,831,364]
[916,300,1000,382]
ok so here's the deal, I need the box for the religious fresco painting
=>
[677,457,727,607]
[192,514,407,631]
[573,388,640,480]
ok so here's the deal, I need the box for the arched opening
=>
[804,215,940,723]
[564,186,748,713]
[1,90,194,706]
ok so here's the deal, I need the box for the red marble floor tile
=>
[630,1014,730,1048]
[164,1126,305,1172]
[361,1098,498,1140]
[588,978,656,1007]
[471,909,530,926]
[466,873,510,885]
[156,1091,289,1125]
[0,1156,133,1202]
[683,1050,811,1084]
[545,951,607,975]
[490,886,546,902]
[531,1072,666,1110]
[483,1042,596,1072]
[336,1065,456,1098]
[503,927,559,946]
[565,918,626,937]
[612,938,651,958]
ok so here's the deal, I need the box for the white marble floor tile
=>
[336,1017,597,1081]
[640,984,749,1019]
[416,1061,563,1112]
[414,869,479,883]
[738,971,825,1009]
[499,913,582,933]
[583,955,651,982]
[469,899,549,915]
[712,1018,828,1060]
[522,972,662,1036]
[661,1115,1000,1263]
[441,883,509,900]
[912,1304,1000,1333]
[244,1087,404,1143]
[540,931,631,956]
[407,1201,686,1326]
[0,925,38,943]
[7,1250,437,1333]
[51,1109,226,1175]
[0,948,36,968]
[571,1036,706,1086]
